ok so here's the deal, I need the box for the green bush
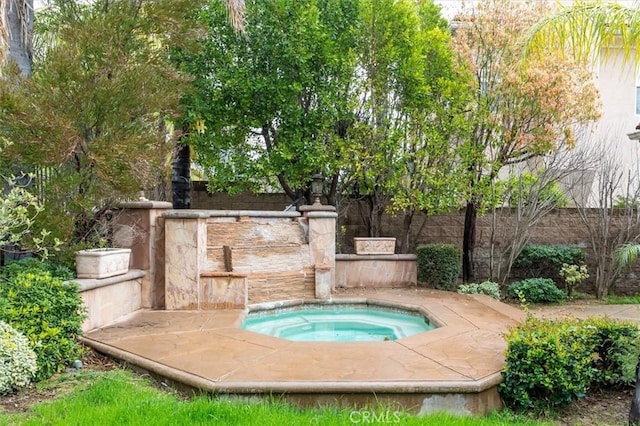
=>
[586,317,640,387]
[0,320,37,394]
[501,316,640,411]
[500,317,599,410]
[0,270,86,381]
[1,257,74,281]
[457,280,501,299]
[507,278,566,303]
[512,244,586,281]
[416,244,461,290]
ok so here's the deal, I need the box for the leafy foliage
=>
[348,0,473,244]
[0,268,86,381]
[457,280,501,299]
[513,244,585,280]
[1,257,74,281]
[180,0,472,252]
[495,172,569,208]
[178,0,359,200]
[416,244,461,290]
[500,317,598,411]
[507,278,566,304]
[0,0,195,248]
[452,0,600,280]
[559,263,589,297]
[587,317,640,387]
[501,316,640,411]
[0,320,37,394]
[0,175,60,258]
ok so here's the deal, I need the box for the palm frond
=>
[525,1,640,65]
[614,242,640,270]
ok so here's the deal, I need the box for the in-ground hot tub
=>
[241,302,436,342]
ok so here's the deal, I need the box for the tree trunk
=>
[4,0,33,76]
[171,141,191,209]
[400,209,414,254]
[1,0,33,262]
[463,201,477,282]
[630,357,640,425]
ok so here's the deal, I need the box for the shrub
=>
[416,244,461,290]
[512,244,586,280]
[0,178,61,258]
[500,317,599,411]
[0,320,37,394]
[585,317,640,387]
[507,278,566,303]
[0,270,86,381]
[457,280,501,299]
[501,316,640,411]
[1,257,74,281]
[559,263,589,298]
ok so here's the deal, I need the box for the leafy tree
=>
[452,0,601,281]
[0,0,195,250]
[183,0,473,253]
[348,0,472,250]
[179,0,359,205]
[171,0,245,209]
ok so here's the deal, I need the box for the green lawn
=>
[605,294,640,305]
[0,369,553,426]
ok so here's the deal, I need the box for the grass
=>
[605,294,640,304]
[0,369,554,426]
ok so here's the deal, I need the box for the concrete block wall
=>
[191,189,640,294]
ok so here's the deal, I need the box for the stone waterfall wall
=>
[163,211,318,309]
[205,216,315,303]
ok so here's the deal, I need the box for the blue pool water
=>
[241,304,435,342]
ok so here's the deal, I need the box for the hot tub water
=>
[241,304,435,342]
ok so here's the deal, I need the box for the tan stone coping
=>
[299,204,337,213]
[81,288,525,413]
[304,211,338,218]
[162,209,301,219]
[81,337,503,394]
[71,269,146,292]
[117,201,173,209]
[336,254,417,261]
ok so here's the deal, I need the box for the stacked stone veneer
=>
[163,209,336,309]
[206,216,313,304]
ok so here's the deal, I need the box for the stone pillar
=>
[113,200,172,309]
[162,210,208,310]
[299,205,337,299]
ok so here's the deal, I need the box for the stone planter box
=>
[76,248,132,279]
[353,237,396,255]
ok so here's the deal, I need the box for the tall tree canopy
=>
[0,0,196,249]
[452,0,601,281]
[181,0,473,253]
[179,0,359,204]
[346,0,473,249]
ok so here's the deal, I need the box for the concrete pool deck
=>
[79,288,640,416]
